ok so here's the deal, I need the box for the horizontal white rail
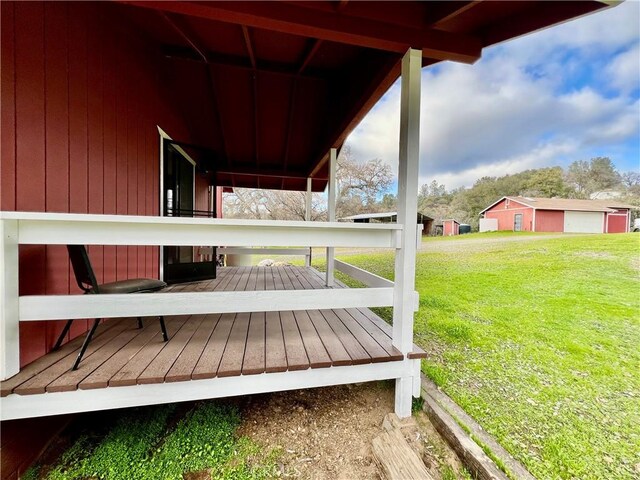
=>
[218,247,311,256]
[19,288,394,321]
[1,212,400,248]
[334,259,394,288]
[0,360,417,420]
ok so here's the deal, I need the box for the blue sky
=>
[345,1,640,190]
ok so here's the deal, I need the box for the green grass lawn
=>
[327,233,640,480]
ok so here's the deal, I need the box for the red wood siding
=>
[1,1,195,364]
[1,3,198,476]
[606,210,629,233]
[535,210,564,232]
[443,220,459,236]
[483,199,534,231]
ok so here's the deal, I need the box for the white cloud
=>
[344,1,640,190]
[605,43,640,95]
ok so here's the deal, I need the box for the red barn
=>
[480,197,634,233]
[443,219,460,236]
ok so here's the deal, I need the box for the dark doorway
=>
[161,139,216,284]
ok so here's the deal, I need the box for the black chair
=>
[53,245,169,370]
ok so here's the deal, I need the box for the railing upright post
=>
[393,48,422,418]
[326,148,337,286]
[0,219,20,380]
[305,177,312,267]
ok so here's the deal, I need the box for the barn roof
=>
[480,196,636,215]
[340,211,433,221]
[119,1,613,191]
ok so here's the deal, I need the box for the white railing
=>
[0,211,403,380]
[217,246,312,266]
[334,259,394,288]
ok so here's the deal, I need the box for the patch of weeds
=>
[21,465,40,480]
[441,465,457,480]
[411,395,425,414]
[40,402,277,480]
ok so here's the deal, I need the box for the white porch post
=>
[393,48,422,417]
[326,148,337,286]
[305,177,312,266]
[0,219,20,380]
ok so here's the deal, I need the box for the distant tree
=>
[524,167,569,198]
[621,171,640,190]
[566,157,621,197]
[335,146,393,218]
[379,193,397,211]
[224,147,393,220]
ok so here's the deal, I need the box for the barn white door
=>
[563,211,604,233]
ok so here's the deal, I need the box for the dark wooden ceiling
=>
[118,1,611,191]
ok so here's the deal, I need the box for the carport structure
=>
[0,0,613,427]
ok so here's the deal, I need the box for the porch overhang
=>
[114,0,612,191]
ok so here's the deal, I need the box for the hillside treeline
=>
[416,157,639,229]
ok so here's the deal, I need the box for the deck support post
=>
[393,48,422,417]
[0,219,20,380]
[326,148,337,286]
[305,177,312,266]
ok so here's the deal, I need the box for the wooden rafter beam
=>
[242,26,260,187]
[425,1,482,27]
[121,0,482,64]
[281,38,322,188]
[479,1,607,47]
[161,45,328,79]
[241,25,257,70]
[298,38,323,76]
[157,12,229,163]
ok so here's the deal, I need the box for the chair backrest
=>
[67,245,100,294]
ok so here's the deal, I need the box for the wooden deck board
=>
[108,316,189,387]
[319,309,371,364]
[46,322,144,393]
[137,314,205,384]
[165,314,220,383]
[2,267,425,396]
[14,320,132,395]
[0,321,117,397]
[306,310,352,366]
[79,322,162,390]
[192,313,235,380]
[217,313,250,377]
[242,312,266,375]
[294,310,332,368]
[281,310,310,370]
[265,311,287,373]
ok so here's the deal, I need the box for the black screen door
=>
[162,141,216,284]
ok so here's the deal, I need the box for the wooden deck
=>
[1,267,422,398]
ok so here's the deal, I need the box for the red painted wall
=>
[606,210,629,233]
[484,199,534,231]
[1,3,197,477]
[535,210,564,232]
[443,220,459,236]
[1,1,195,365]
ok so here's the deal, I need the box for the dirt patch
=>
[237,381,469,479]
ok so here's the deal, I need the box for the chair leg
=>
[159,316,169,342]
[137,317,143,329]
[72,319,101,371]
[52,320,74,351]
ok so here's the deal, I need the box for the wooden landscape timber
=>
[372,414,434,480]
